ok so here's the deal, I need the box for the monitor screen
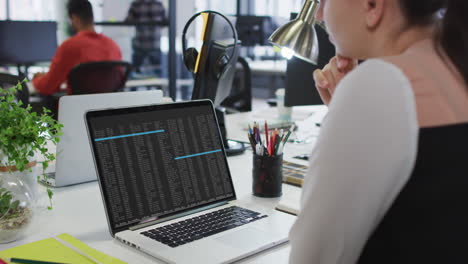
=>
[236,16,276,47]
[86,101,236,234]
[284,14,335,106]
[191,13,239,107]
[192,40,238,107]
[0,21,57,65]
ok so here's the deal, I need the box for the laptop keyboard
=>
[140,206,268,248]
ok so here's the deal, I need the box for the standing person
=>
[126,0,166,75]
[33,0,122,95]
[289,0,468,263]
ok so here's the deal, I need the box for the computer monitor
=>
[191,13,239,107]
[0,21,58,65]
[189,12,244,155]
[235,16,276,47]
[284,14,335,107]
[192,40,239,107]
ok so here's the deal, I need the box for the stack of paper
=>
[275,185,302,216]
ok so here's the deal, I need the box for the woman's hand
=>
[313,56,358,105]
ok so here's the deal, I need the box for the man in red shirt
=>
[33,0,122,95]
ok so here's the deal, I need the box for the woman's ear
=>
[364,0,384,28]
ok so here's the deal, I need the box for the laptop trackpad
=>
[215,227,276,250]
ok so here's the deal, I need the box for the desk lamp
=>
[268,0,321,64]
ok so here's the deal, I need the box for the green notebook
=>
[0,233,126,264]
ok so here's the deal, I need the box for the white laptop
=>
[85,100,296,264]
[40,90,163,187]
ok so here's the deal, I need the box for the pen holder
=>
[252,154,283,198]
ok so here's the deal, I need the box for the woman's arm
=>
[289,59,419,264]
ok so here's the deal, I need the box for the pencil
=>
[9,258,70,264]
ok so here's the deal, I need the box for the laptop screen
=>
[86,100,236,234]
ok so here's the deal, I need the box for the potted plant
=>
[0,82,62,243]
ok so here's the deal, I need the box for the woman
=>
[289,0,468,263]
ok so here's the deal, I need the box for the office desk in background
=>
[26,78,193,96]
[125,78,193,89]
[246,60,287,97]
[247,60,287,76]
[0,105,327,264]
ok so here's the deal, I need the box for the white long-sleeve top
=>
[289,59,420,264]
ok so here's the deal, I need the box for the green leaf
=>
[47,188,53,200]
[11,200,20,210]
[0,80,62,209]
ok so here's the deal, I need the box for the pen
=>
[282,124,295,146]
[256,144,263,156]
[256,124,262,145]
[264,121,269,153]
[8,258,70,264]
[274,133,281,155]
[270,129,278,156]
[247,133,256,153]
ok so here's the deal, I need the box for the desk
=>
[95,21,169,27]
[226,105,327,167]
[247,60,287,76]
[0,105,327,263]
[125,78,193,89]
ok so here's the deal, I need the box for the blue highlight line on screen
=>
[175,149,222,160]
[94,130,165,142]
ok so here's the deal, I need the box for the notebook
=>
[275,185,302,216]
[0,233,126,264]
[85,100,296,264]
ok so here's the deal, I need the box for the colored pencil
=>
[9,258,70,264]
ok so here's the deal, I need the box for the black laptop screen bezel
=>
[85,100,237,236]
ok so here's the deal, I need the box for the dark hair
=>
[399,0,468,86]
[67,0,94,25]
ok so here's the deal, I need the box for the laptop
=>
[85,100,296,264]
[40,90,163,187]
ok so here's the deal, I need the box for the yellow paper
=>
[0,233,127,264]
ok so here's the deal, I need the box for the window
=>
[9,0,55,20]
[255,0,304,18]
[195,0,236,14]
[0,0,6,20]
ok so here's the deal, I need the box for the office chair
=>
[222,56,252,113]
[68,61,132,95]
[0,73,29,107]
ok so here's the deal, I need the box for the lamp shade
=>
[269,0,320,64]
